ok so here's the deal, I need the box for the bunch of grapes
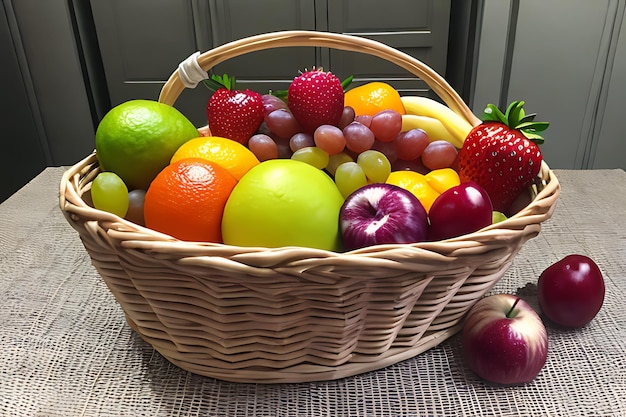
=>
[246,94,459,197]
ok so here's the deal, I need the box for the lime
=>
[95,100,198,190]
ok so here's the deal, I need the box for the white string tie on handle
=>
[178,51,208,88]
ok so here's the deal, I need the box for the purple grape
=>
[343,122,375,154]
[289,132,315,152]
[338,106,356,129]
[421,140,458,170]
[370,110,402,142]
[265,109,301,139]
[248,134,279,161]
[396,128,429,161]
[261,94,288,117]
[314,125,346,155]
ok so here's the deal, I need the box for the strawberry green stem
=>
[482,101,549,145]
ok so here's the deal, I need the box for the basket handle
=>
[158,30,481,127]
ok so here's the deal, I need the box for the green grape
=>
[326,152,353,177]
[334,161,367,198]
[291,146,330,170]
[356,150,391,183]
[91,172,129,217]
[492,211,508,224]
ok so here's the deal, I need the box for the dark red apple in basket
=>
[462,294,548,385]
[339,183,429,250]
[428,181,493,241]
[537,254,605,328]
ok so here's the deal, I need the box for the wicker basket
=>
[59,31,560,384]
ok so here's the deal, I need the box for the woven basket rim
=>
[60,152,559,263]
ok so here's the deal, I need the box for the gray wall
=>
[1,0,105,201]
[471,0,626,170]
[3,0,625,201]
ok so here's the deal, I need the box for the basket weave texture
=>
[59,31,560,383]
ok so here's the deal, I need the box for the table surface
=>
[1,167,625,417]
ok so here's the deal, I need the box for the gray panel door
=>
[90,0,205,123]
[0,5,47,201]
[90,0,317,126]
[327,0,451,96]
[204,0,317,93]
[472,0,626,170]
[590,5,626,169]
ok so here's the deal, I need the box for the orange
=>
[386,170,440,213]
[144,158,237,242]
[344,82,406,116]
[170,136,260,181]
[95,99,199,190]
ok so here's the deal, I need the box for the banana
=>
[401,96,474,146]
[400,114,462,148]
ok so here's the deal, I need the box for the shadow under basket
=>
[59,31,560,384]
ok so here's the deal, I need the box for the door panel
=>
[206,0,317,92]
[327,0,451,95]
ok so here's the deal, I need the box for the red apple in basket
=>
[428,181,493,241]
[537,254,605,328]
[339,183,429,250]
[462,294,548,385]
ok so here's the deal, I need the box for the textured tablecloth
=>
[1,167,625,417]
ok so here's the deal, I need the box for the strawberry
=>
[205,74,264,145]
[457,101,549,214]
[287,69,344,133]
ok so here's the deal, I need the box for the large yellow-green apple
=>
[221,159,343,250]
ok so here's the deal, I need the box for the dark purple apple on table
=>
[537,254,605,328]
[339,183,429,250]
[428,181,493,241]
[462,294,548,385]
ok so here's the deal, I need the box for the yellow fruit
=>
[400,114,459,147]
[425,168,461,194]
[400,96,473,147]
[344,82,406,116]
[171,136,260,181]
[95,99,199,190]
[386,170,440,213]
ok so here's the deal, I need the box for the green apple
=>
[221,159,344,251]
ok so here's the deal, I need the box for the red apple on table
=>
[537,254,605,328]
[339,183,429,250]
[462,294,548,385]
